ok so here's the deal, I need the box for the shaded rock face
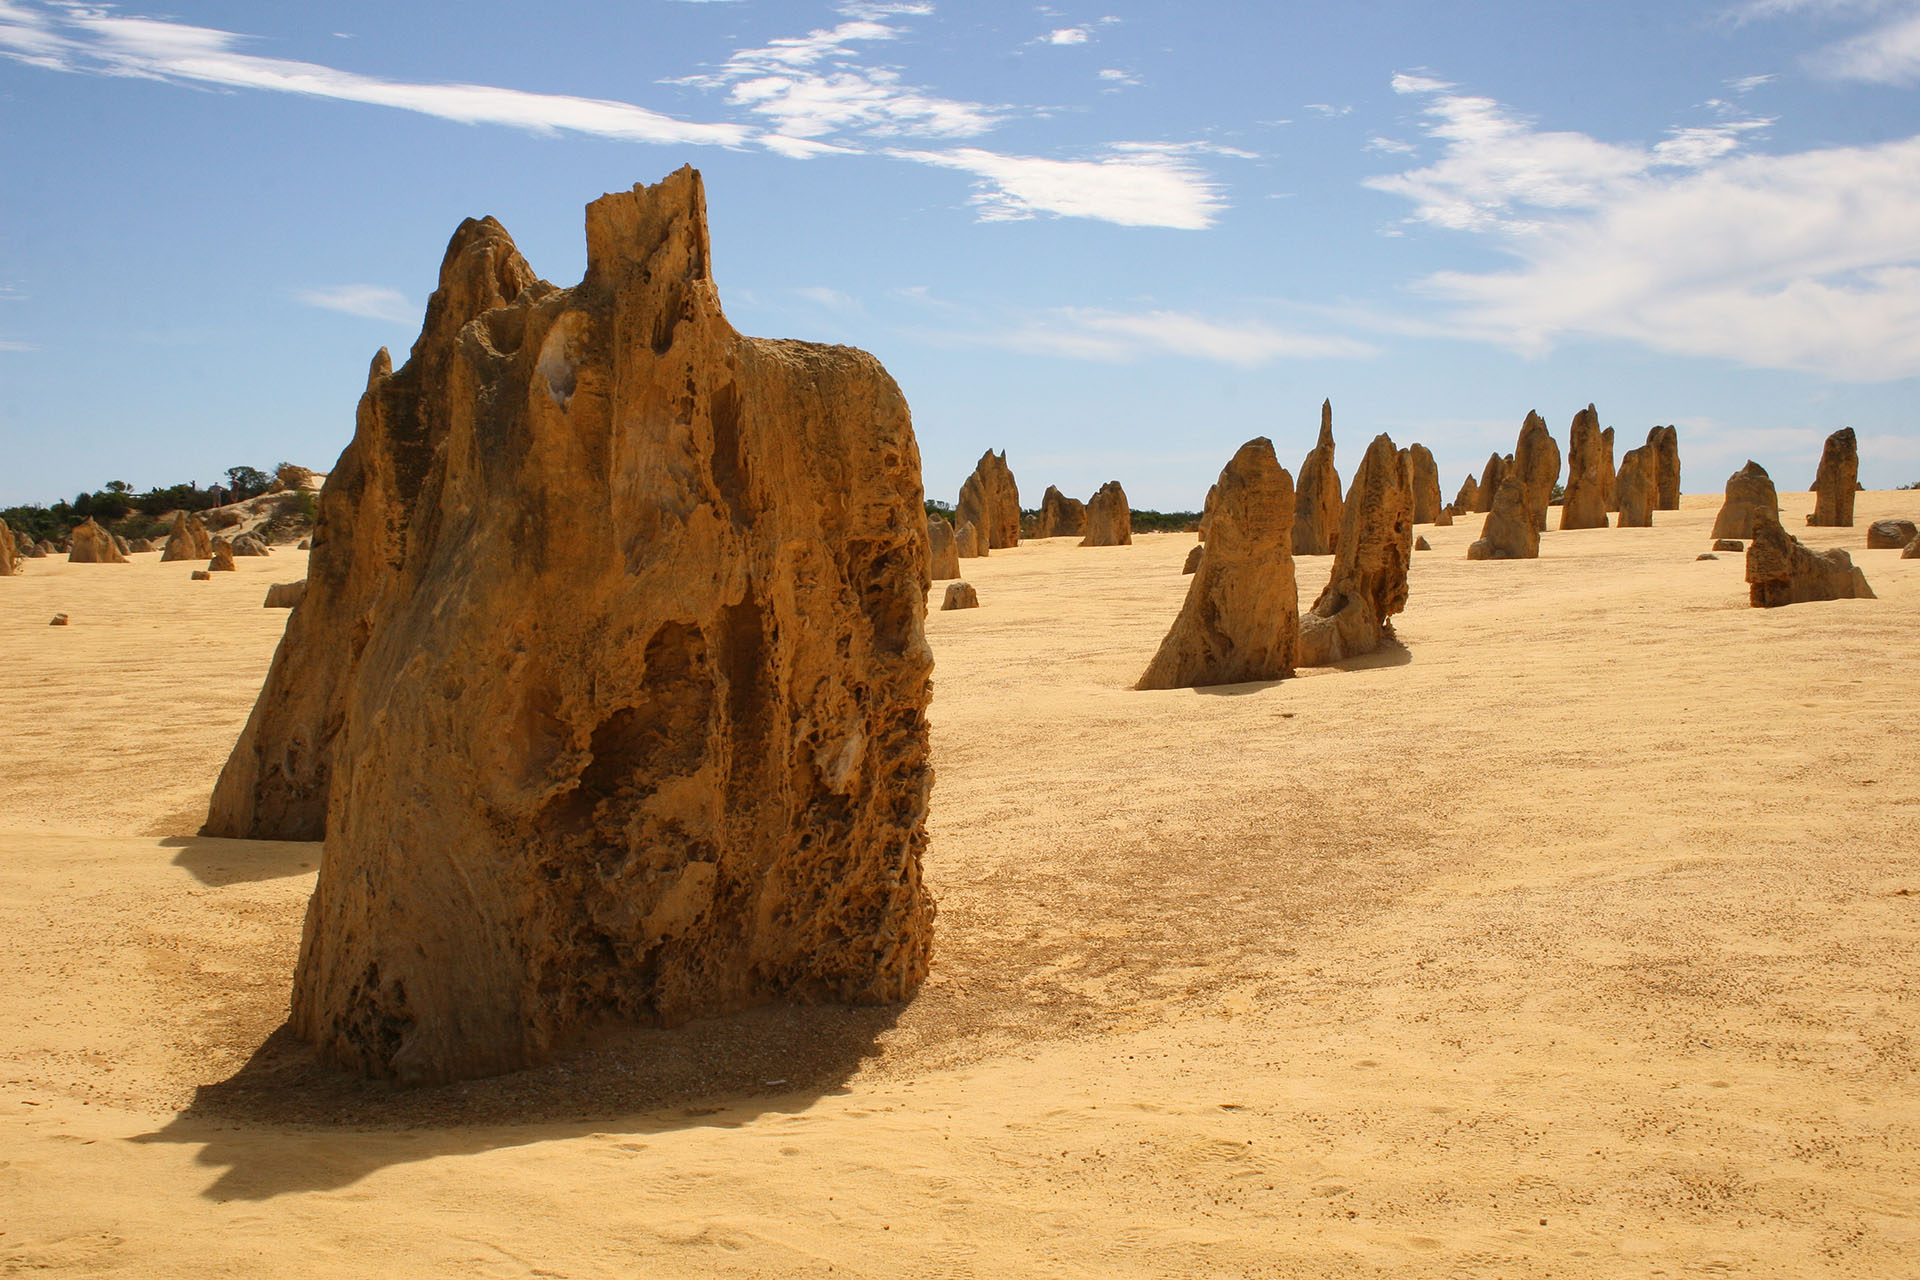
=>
[28,541,49,558]
[1748,511,1875,607]
[1906,538,1920,560]
[956,450,1020,550]
[1866,519,1918,549]
[1600,427,1618,512]
[205,169,935,1084]
[927,516,959,579]
[161,512,211,561]
[232,533,271,556]
[1080,480,1132,546]
[1182,544,1204,574]
[1137,438,1297,690]
[1513,411,1561,533]
[1452,475,1480,514]
[1559,405,1610,530]
[1292,400,1343,555]
[1475,453,1509,514]
[1198,483,1218,542]
[191,570,211,580]
[1467,476,1538,560]
[1710,461,1779,540]
[1613,445,1655,528]
[1713,539,1744,552]
[1406,443,1442,524]
[1807,427,1858,527]
[1434,507,1453,527]
[1648,426,1681,510]
[1299,433,1413,666]
[1414,534,1431,551]
[0,519,14,577]
[954,520,982,558]
[940,581,979,610]
[128,538,155,553]
[264,580,308,609]
[1033,485,1087,539]
[68,518,128,564]
[207,537,237,572]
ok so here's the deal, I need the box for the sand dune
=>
[3,490,1916,1277]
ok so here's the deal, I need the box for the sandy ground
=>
[2,491,1916,1277]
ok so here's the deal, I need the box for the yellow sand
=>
[2,492,1916,1278]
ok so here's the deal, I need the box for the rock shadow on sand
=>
[131,1002,901,1201]
[162,835,320,887]
[1186,637,1413,695]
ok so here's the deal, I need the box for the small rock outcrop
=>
[940,581,979,610]
[956,450,1021,550]
[1713,539,1745,552]
[1414,534,1431,551]
[210,169,935,1084]
[1299,433,1413,665]
[1747,512,1875,607]
[1513,411,1561,533]
[1033,485,1087,539]
[1475,453,1511,513]
[190,569,211,581]
[29,541,50,558]
[232,532,272,556]
[160,512,211,562]
[927,516,959,579]
[1407,444,1442,524]
[1182,544,1203,574]
[1866,519,1917,549]
[1292,400,1342,555]
[1613,445,1655,528]
[1559,405,1610,530]
[67,518,127,564]
[264,581,308,609]
[1467,476,1538,561]
[128,537,155,553]
[1807,427,1858,527]
[1648,426,1681,510]
[1453,475,1480,515]
[1710,461,1779,540]
[49,613,69,625]
[1433,508,1453,527]
[955,520,983,558]
[207,538,237,572]
[1905,538,1920,559]
[1136,438,1297,690]
[1080,480,1132,547]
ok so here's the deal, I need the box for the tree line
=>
[2,464,308,543]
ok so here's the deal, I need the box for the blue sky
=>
[3,0,1919,509]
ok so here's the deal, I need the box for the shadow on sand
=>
[1190,638,1413,697]
[130,1001,901,1201]
[162,835,320,887]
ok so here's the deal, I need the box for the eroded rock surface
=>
[67,518,127,564]
[1514,411,1561,533]
[1476,453,1511,514]
[1560,405,1609,530]
[1748,511,1875,607]
[0,519,14,577]
[1299,433,1413,665]
[940,581,979,610]
[1292,400,1342,555]
[207,169,935,1083]
[1033,485,1087,539]
[160,513,208,562]
[1182,544,1203,574]
[1600,427,1618,512]
[955,521,983,558]
[1407,443,1442,524]
[1807,427,1858,527]
[1081,480,1132,547]
[1648,425,1681,510]
[1710,461,1779,541]
[1614,445,1655,528]
[928,516,959,579]
[1467,476,1538,561]
[957,450,1020,550]
[1866,519,1917,549]
[1453,475,1480,515]
[264,581,307,609]
[207,537,237,572]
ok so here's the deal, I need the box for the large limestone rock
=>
[1747,511,1875,607]
[1452,475,1480,514]
[1434,507,1453,527]
[160,512,213,561]
[1559,405,1610,530]
[940,581,979,610]
[1614,445,1656,528]
[1475,453,1509,513]
[1600,427,1618,512]
[956,450,1020,550]
[1299,433,1414,665]
[954,520,983,558]
[1080,480,1132,546]
[1866,519,1917,549]
[1032,485,1087,539]
[927,516,959,579]
[264,580,308,609]
[207,170,935,1082]
[0,518,14,576]
[67,518,127,564]
[1466,476,1538,560]
[1182,544,1203,574]
[232,532,272,556]
[1648,425,1681,510]
[1513,411,1561,532]
[1710,461,1779,540]
[1292,400,1342,555]
[1407,443,1442,524]
[1807,427,1858,527]
[207,537,237,572]
[1136,438,1297,690]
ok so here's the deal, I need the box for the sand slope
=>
[2,493,1917,1277]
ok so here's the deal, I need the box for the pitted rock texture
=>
[940,581,979,610]
[1137,438,1297,690]
[264,581,307,609]
[1866,519,1917,550]
[1182,544,1203,574]
[927,516,959,579]
[1467,476,1538,561]
[955,520,983,558]
[1033,485,1087,539]
[1292,400,1342,556]
[1475,453,1510,514]
[206,169,935,1084]
[67,518,127,564]
[1614,445,1655,528]
[1080,480,1132,547]
[1514,411,1561,533]
[956,450,1020,550]
[1407,443,1442,525]
[1807,428,1858,527]
[1299,433,1414,666]
[1710,461,1779,541]
[1560,405,1610,530]
[1648,425,1681,510]
[1600,427,1618,512]
[1747,511,1875,607]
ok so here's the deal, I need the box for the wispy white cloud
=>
[0,338,38,352]
[296,285,416,324]
[1365,135,1416,156]
[1731,0,1920,84]
[1303,102,1351,117]
[892,144,1229,228]
[1044,27,1088,44]
[794,285,864,311]
[1727,71,1777,91]
[930,305,1375,364]
[1097,67,1138,86]
[1368,75,1920,380]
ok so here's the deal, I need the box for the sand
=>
[2,492,1917,1277]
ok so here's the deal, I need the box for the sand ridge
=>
[2,489,1917,1276]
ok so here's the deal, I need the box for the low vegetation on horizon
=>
[3,463,315,543]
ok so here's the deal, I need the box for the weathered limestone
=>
[1475,453,1510,513]
[190,570,211,581]
[1299,433,1414,665]
[1613,445,1655,528]
[29,541,50,558]
[0,519,14,576]
[1906,537,1920,559]
[1600,427,1618,512]
[1414,534,1431,551]
[1182,544,1204,574]
[1559,405,1610,530]
[1033,485,1087,539]
[1080,480,1132,546]
[208,170,936,1083]
[67,518,127,564]
[207,538,236,572]
[956,450,1020,550]
[1407,443,1442,524]
[1713,539,1744,552]
[927,516,959,579]
[160,512,213,561]
[1648,425,1681,510]
[1136,438,1297,690]
[1866,519,1918,549]
[232,532,271,556]
[955,520,983,558]
[1710,461,1779,540]
[128,537,154,553]
[1513,411,1561,533]
[940,581,979,610]
[1747,511,1875,606]
[264,581,307,609]
[1198,483,1218,542]
[1467,476,1538,560]
[1452,475,1480,515]
[1292,400,1342,555]
[1434,507,1453,527]
[1807,427,1858,527]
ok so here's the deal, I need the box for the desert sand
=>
[2,489,1917,1277]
